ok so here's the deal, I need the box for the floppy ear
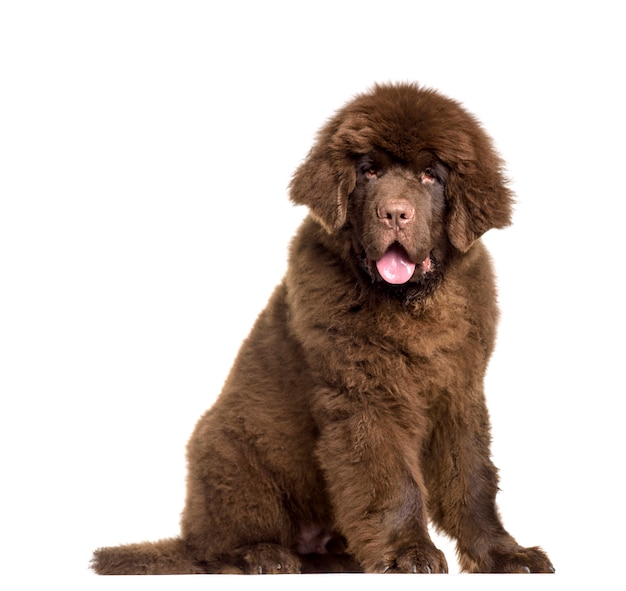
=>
[289,147,356,234]
[445,152,514,253]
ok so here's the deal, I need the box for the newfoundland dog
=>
[92,83,553,574]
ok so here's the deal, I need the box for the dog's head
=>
[290,83,513,292]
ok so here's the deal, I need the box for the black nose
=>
[377,200,415,230]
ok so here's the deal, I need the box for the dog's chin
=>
[359,251,443,303]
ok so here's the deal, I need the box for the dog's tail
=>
[92,537,364,575]
[91,537,205,575]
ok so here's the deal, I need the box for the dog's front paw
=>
[373,544,448,574]
[490,546,554,574]
[464,544,554,573]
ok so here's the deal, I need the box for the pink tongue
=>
[375,244,416,284]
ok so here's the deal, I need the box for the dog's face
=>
[290,83,513,298]
[349,150,449,289]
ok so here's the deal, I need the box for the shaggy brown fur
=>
[92,83,553,575]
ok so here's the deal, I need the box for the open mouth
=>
[371,243,432,285]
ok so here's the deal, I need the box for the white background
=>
[1,1,624,589]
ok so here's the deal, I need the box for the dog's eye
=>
[421,168,437,184]
[358,161,379,179]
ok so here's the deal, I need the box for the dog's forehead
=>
[332,89,476,164]
[336,122,440,168]
[332,111,424,160]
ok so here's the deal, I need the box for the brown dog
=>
[92,83,553,574]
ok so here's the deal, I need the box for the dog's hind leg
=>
[203,542,302,574]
